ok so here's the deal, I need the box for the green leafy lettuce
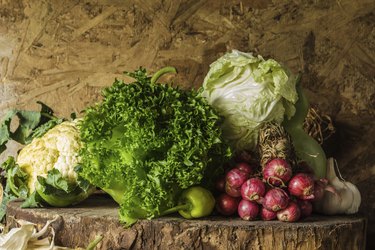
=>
[202,50,298,152]
[78,67,231,226]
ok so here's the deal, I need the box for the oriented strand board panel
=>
[0,0,374,247]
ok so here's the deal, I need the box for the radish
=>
[216,193,239,216]
[277,202,301,222]
[260,207,277,221]
[238,200,259,221]
[288,173,315,200]
[263,158,292,187]
[226,168,249,188]
[241,178,265,202]
[261,188,289,212]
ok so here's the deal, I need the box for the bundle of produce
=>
[214,152,361,221]
[78,67,231,226]
[214,154,315,222]
[0,103,95,219]
[0,49,361,227]
[204,50,361,219]
[201,50,326,179]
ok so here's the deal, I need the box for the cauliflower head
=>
[0,103,95,215]
[16,120,82,194]
[1,119,95,208]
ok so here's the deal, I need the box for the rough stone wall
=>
[0,0,374,248]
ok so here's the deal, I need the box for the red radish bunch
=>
[214,154,318,223]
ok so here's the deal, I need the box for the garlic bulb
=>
[313,158,361,215]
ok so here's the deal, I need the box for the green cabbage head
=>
[202,50,298,151]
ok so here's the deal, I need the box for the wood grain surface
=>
[6,194,367,250]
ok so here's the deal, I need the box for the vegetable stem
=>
[6,170,20,197]
[150,66,177,84]
[159,203,190,216]
[40,112,57,120]
[86,235,104,250]
[266,176,286,188]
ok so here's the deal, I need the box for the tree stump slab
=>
[6,194,367,250]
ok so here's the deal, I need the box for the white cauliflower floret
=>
[16,120,82,194]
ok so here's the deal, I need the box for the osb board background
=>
[0,0,374,247]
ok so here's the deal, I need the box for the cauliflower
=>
[17,120,82,194]
[2,120,95,208]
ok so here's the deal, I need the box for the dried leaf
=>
[0,216,101,250]
[0,223,34,250]
[0,217,58,250]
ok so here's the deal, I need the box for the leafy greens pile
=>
[78,67,231,226]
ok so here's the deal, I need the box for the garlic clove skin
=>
[313,158,361,215]
[315,189,341,215]
[336,182,355,214]
[345,182,361,214]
